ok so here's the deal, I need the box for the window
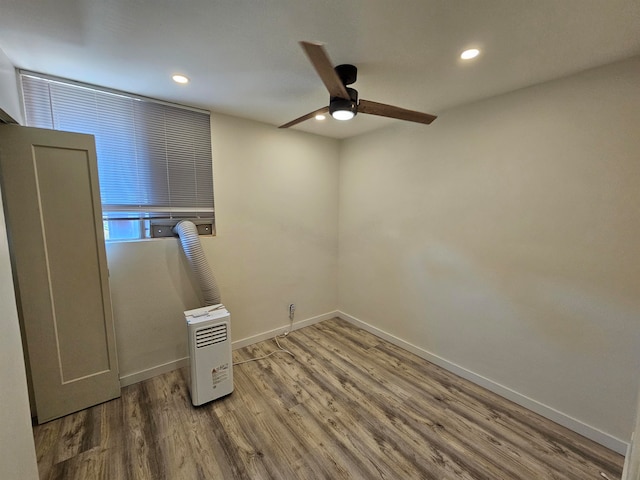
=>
[20,72,214,240]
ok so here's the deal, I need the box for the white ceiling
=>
[0,0,639,139]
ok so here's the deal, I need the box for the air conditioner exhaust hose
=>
[173,220,221,306]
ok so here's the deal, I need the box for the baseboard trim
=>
[337,310,628,455]
[622,441,632,479]
[231,310,338,350]
[120,356,189,388]
[118,310,338,387]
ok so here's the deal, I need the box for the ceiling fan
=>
[279,41,437,129]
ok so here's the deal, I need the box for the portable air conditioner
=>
[185,304,234,406]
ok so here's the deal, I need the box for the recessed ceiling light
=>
[172,74,190,84]
[460,48,480,60]
[315,114,326,121]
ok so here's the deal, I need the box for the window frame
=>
[19,70,215,242]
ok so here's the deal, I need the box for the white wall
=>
[0,48,38,479]
[0,47,22,124]
[339,56,640,449]
[0,188,39,480]
[107,113,340,381]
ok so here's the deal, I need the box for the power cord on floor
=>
[232,310,296,366]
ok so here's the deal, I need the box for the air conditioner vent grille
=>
[195,323,228,348]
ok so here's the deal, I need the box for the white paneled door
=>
[0,125,120,423]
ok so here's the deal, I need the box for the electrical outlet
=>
[288,303,295,320]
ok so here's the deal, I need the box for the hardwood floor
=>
[33,318,623,479]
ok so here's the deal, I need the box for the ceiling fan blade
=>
[279,106,329,128]
[300,41,350,100]
[358,99,437,125]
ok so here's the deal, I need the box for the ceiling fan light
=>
[332,110,355,121]
[329,90,358,121]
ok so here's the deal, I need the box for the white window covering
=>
[20,72,214,221]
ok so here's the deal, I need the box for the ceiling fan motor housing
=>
[335,64,357,86]
[330,87,359,118]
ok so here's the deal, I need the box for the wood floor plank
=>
[291,327,515,479]
[239,340,430,479]
[32,418,60,480]
[279,331,491,479]
[308,321,568,478]
[121,382,164,480]
[224,351,323,479]
[46,446,126,480]
[245,345,398,479]
[32,317,624,480]
[50,409,94,464]
[372,336,623,478]
[319,318,622,476]
[95,394,124,451]
[159,370,239,480]
[187,400,253,480]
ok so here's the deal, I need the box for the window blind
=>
[20,72,214,221]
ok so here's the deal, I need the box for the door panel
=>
[0,125,120,423]
[35,146,112,381]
